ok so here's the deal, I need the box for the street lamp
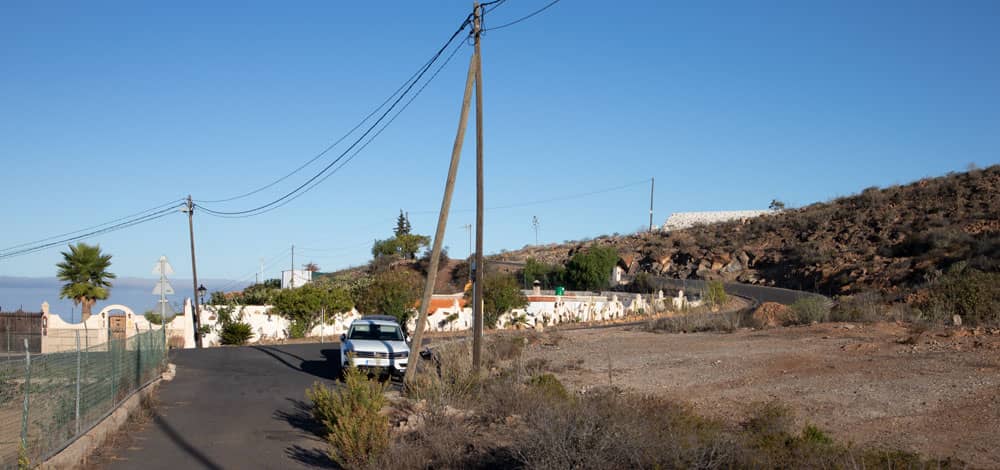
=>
[197,284,207,306]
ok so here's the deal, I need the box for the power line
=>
[198,37,469,219]
[0,198,184,254]
[484,0,562,31]
[0,204,183,260]
[195,15,474,218]
[195,32,466,205]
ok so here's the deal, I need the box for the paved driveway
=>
[102,343,343,469]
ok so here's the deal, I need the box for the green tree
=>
[352,269,423,330]
[565,246,618,291]
[482,273,528,328]
[394,210,412,237]
[521,257,565,290]
[272,283,354,338]
[56,243,116,321]
[372,233,430,260]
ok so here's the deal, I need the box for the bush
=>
[831,291,884,322]
[789,297,830,324]
[565,246,618,291]
[527,373,570,402]
[481,273,528,329]
[704,280,728,308]
[288,317,311,339]
[647,310,747,334]
[308,367,389,469]
[352,269,423,330]
[219,321,253,345]
[922,266,1000,325]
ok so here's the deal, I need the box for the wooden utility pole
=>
[404,14,480,385]
[186,196,203,349]
[472,2,486,371]
[290,244,295,288]
[649,177,655,231]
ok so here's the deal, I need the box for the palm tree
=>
[56,243,116,321]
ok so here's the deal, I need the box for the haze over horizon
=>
[3,1,998,300]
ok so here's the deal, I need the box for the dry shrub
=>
[381,406,504,469]
[752,302,796,328]
[832,291,885,322]
[647,310,747,334]
[514,390,734,470]
[308,368,389,469]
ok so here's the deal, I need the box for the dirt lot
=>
[523,322,1000,468]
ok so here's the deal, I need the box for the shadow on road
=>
[250,346,342,381]
[151,410,223,470]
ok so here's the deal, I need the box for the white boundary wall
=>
[662,210,771,231]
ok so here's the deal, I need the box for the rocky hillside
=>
[491,165,1000,296]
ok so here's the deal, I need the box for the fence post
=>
[20,338,31,455]
[75,331,81,436]
[109,326,115,407]
[135,323,141,385]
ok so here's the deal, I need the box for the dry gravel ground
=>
[524,322,1000,468]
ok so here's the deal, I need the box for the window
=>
[348,323,404,341]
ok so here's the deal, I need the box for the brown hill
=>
[491,165,1000,297]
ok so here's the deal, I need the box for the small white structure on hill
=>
[662,210,771,231]
[281,269,312,289]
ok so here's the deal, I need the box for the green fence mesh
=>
[0,326,167,468]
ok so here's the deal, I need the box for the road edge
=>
[41,364,174,470]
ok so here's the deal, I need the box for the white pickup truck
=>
[340,315,410,377]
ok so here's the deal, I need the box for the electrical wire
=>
[484,0,562,31]
[198,37,469,219]
[195,30,464,205]
[0,198,184,254]
[215,247,292,292]
[195,15,474,218]
[0,203,183,260]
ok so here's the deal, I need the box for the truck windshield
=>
[348,323,404,341]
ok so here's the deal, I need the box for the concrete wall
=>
[40,301,183,353]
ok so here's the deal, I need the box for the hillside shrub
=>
[790,297,830,324]
[922,266,1000,325]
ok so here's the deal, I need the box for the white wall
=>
[662,210,771,231]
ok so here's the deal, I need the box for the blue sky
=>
[2,1,999,302]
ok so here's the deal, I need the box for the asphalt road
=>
[101,343,343,470]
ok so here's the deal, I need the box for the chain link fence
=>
[0,324,167,468]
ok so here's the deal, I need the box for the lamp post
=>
[197,284,207,306]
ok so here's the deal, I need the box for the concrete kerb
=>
[41,363,177,469]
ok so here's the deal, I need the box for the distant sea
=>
[0,277,244,323]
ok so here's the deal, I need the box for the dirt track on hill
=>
[524,322,1000,468]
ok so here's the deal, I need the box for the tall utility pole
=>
[403,6,480,384]
[532,216,540,245]
[290,244,295,288]
[185,196,203,349]
[472,1,486,371]
[648,177,655,231]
